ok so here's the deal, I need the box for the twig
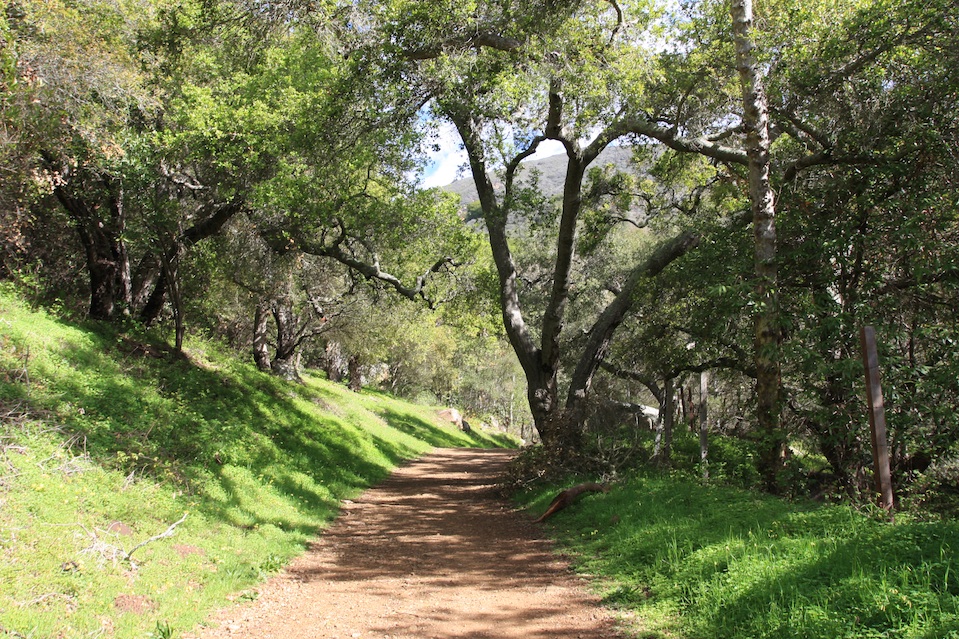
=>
[125,513,188,563]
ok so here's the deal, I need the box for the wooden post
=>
[859,326,894,513]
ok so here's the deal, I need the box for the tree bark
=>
[324,341,344,382]
[699,371,709,480]
[731,0,784,491]
[347,354,363,392]
[253,301,272,372]
[51,178,130,320]
[270,299,301,381]
[662,377,674,463]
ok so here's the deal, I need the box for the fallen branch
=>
[126,513,188,564]
[535,482,609,523]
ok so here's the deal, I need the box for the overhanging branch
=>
[404,31,523,59]
[297,225,456,308]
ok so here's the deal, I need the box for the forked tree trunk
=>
[450,107,702,454]
[52,181,131,320]
[731,0,784,491]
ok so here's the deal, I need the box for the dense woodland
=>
[2,0,958,511]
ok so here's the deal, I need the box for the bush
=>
[904,455,959,517]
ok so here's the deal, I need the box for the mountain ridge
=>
[440,145,635,207]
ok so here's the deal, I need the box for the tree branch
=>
[298,230,455,308]
[566,229,702,408]
[125,513,188,566]
[610,116,749,165]
[404,31,523,60]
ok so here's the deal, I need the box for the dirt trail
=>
[187,448,626,639]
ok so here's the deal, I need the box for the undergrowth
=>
[0,287,513,638]
[517,473,959,639]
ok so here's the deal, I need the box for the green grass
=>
[0,287,514,638]
[518,474,959,639]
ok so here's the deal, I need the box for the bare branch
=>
[605,0,624,44]
[405,31,523,60]
[297,227,455,308]
[124,513,188,567]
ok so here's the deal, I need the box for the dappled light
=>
[190,449,625,639]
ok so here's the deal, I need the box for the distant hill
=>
[441,145,635,208]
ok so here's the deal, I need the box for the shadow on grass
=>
[540,475,959,639]
[1,310,508,552]
[369,403,518,450]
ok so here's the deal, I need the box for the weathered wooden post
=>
[859,326,895,514]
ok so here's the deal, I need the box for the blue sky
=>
[419,120,565,189]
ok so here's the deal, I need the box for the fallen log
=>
[534,482,609,523]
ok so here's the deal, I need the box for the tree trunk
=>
[271,299,301,381]
[52,181,130,320]
[161,249,185,352]
[449,103,698,455]
[253,302,272,372]
[271,354,300,381]
[131,252,162,313]
[139,267,167,326]
[699,371,709,480]
[663,377,674,463]
[731,0,784,491]
[323,341,344,382]
[347,354,363,392]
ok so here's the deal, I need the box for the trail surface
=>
[188,448,625,639]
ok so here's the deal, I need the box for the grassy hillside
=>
[0,286,513,639]
[518,474,959,639]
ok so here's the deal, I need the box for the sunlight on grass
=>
[0,288,515,639]
[518,474,959,639]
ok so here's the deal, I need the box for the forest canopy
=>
[2,0,958,509]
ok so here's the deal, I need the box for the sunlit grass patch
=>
[0,288,516,638]
[518,473,959,639]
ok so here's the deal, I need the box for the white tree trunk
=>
[731,0,784,490]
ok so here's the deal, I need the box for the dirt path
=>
[187,448,626,639]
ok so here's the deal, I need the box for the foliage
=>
[0,286,514,638]
[2,0,959,508]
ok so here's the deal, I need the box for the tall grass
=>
[519,474,959,639]
[0,287,513,638]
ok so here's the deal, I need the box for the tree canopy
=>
[3,0,958,505]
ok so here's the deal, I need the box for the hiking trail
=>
[186,447,626,639]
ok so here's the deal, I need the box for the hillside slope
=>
[441,145,634,207]
[0,287,513,639]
